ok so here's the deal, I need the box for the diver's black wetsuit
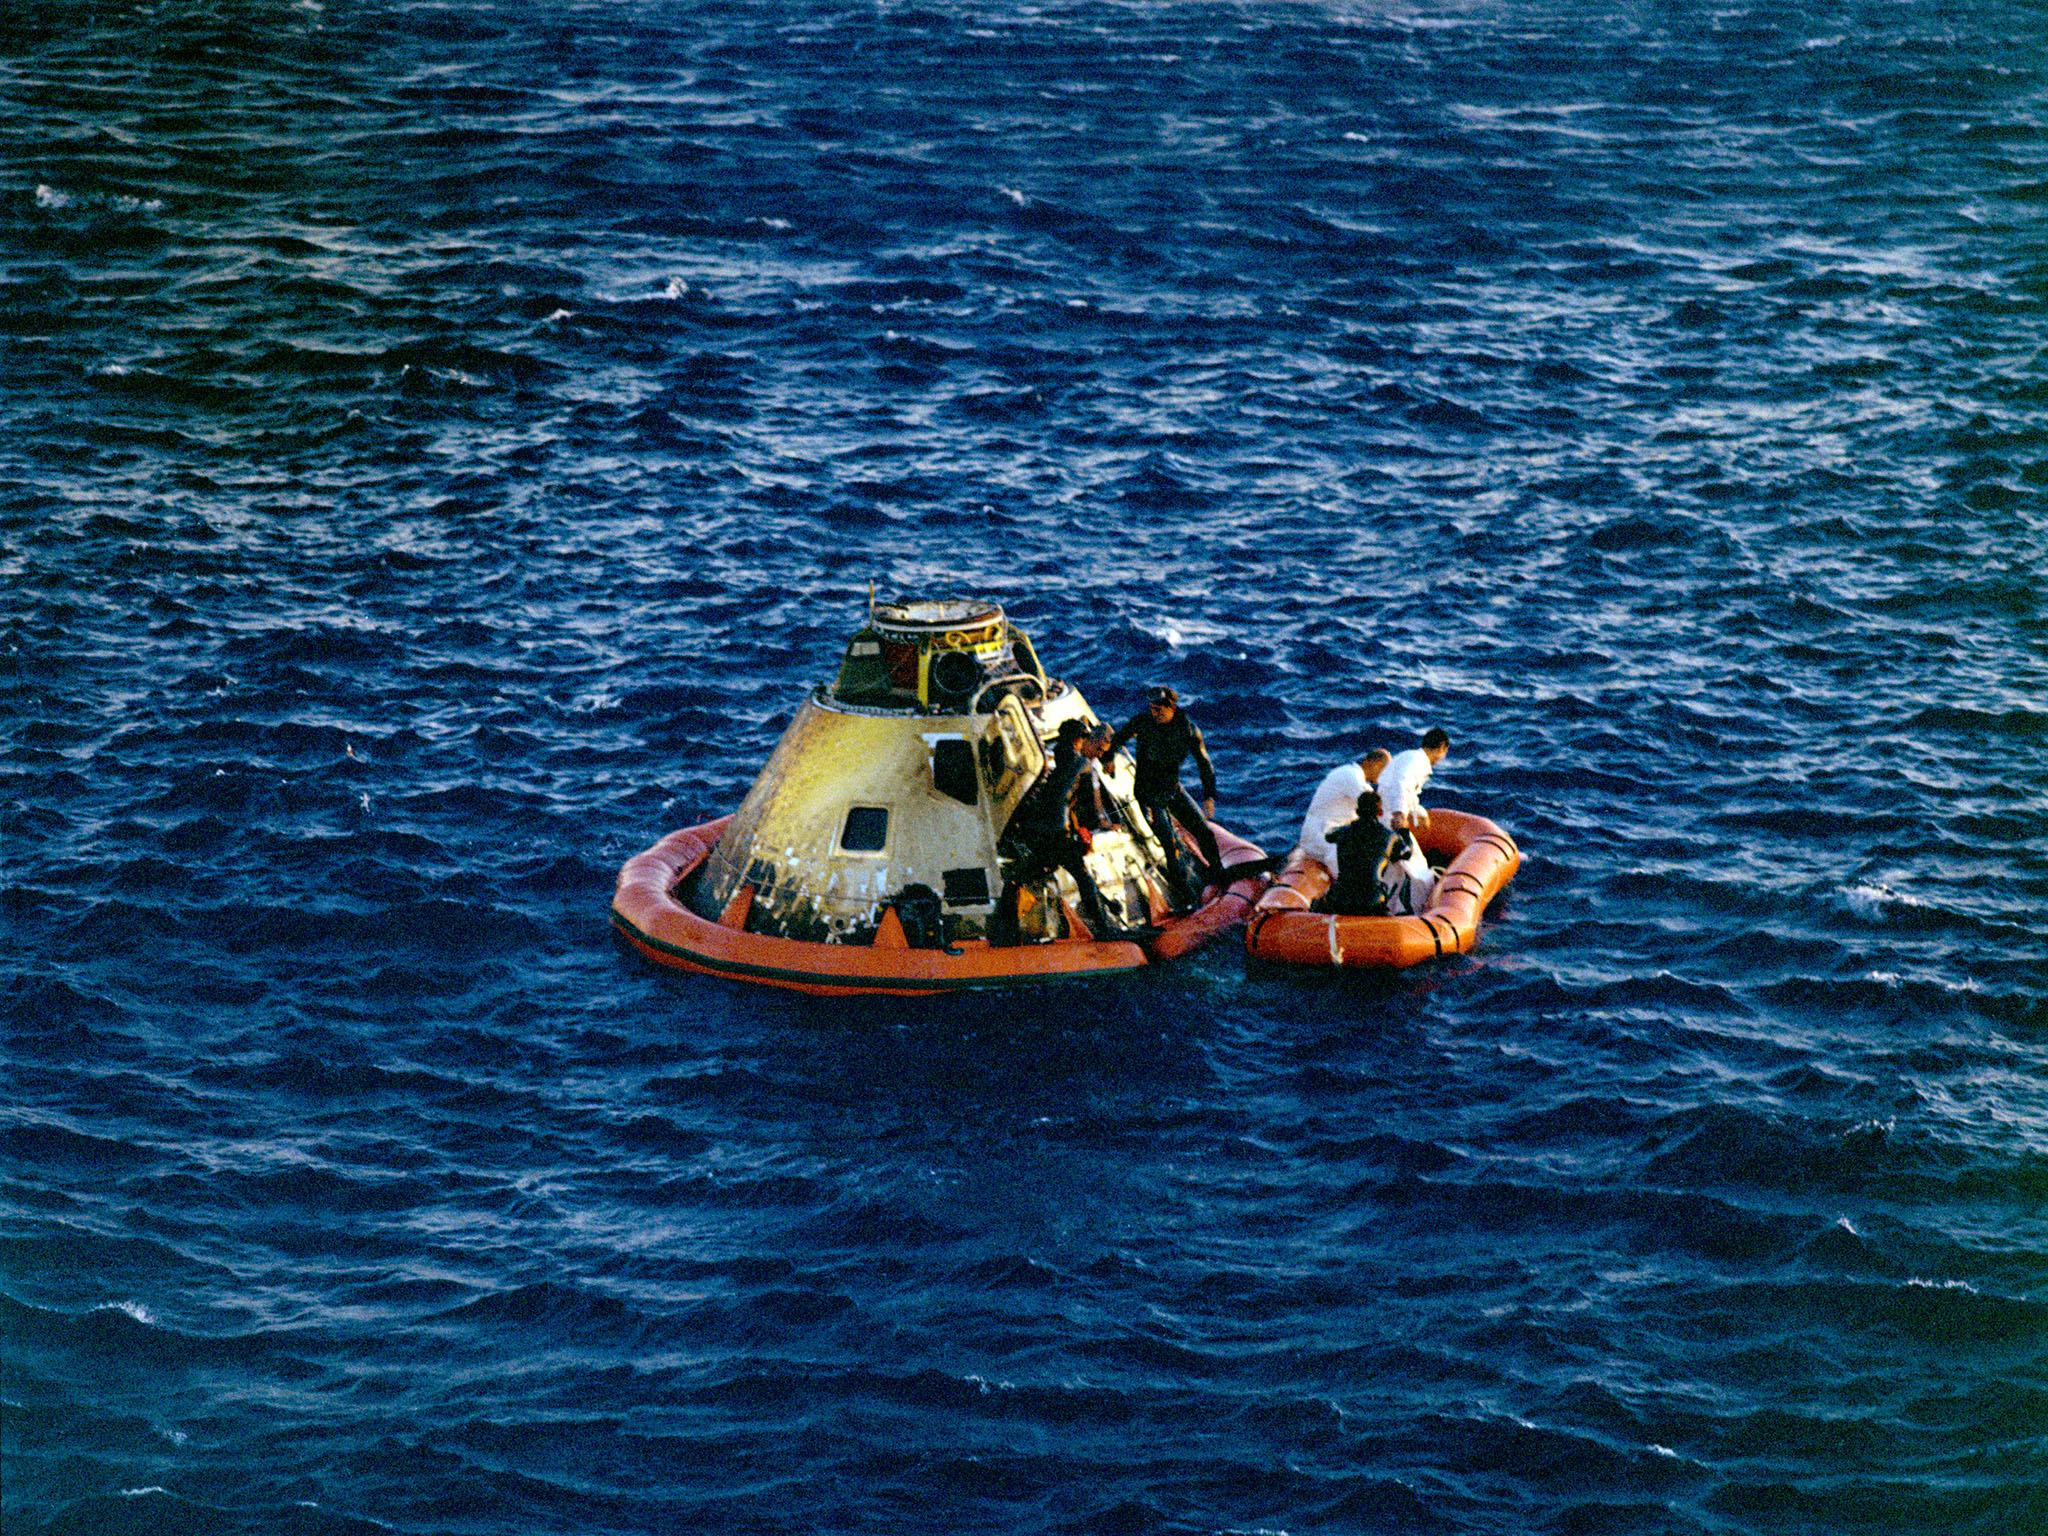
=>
[1318,814,1394,916]
[999,737,1113,936]
[1109,708,1223,889]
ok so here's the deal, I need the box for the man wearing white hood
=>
[1298,747,1390,871]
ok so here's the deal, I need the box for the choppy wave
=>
[5,0,2047,1533]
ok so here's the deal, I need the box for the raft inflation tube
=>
[1243,809,1519,969]
[612,598,1272,997]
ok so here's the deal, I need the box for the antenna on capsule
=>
[867,579,876,623]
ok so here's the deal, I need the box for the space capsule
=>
[612,598,1269,995]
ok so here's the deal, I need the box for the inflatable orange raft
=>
[1243,808,1519,969]
[615,815,1270,997]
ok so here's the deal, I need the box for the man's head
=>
[1422,727,1451,764]
[1357,787,1382,823]
[1146,685,1178,722]
[1084,722,1114,759]
[1057,718,1090,750]
[1360,747,1392,780]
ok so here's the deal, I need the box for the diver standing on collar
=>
[1108,685,1224,905]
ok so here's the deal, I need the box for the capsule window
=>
[931,738,979,806]
[839,806,889,853]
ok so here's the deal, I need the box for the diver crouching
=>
[994,718,1144,944]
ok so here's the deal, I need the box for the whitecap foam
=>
[1865,966,1981,996]
[121,1487,168,1498]
[999,186,1027,207]
[400,363,486,390]
[96,1298,155,1325]
[1840,881,1928,920]
[1906,1277,1979,1293]
[662,277,690,299]
[39,184,163,213]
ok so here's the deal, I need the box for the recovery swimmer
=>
[1107,685,1224,907]
[995,718,1144,942]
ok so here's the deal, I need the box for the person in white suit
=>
[1297,748,1390,871]
[1375,728,1450,914]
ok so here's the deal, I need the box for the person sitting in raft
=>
[1298,746,1391,872]
[1376,727,1451,914]
[1315,788,1395,917]
[996,717,1125,942]
[1107,685,1223,906]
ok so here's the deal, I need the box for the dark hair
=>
[1422,727,1451,752]
[1359,787,1382,816]
[1057,718,1089,745]
[1146,685,1178,706]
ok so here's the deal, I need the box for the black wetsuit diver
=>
[1317,801,1395,917]
[1109,687,1224,903]
[997,721,1119,940]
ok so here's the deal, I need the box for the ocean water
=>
[4,0,2046,1531]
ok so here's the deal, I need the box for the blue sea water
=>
[4,0,2046,1530]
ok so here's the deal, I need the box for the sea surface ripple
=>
[4,1,2046,1532]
